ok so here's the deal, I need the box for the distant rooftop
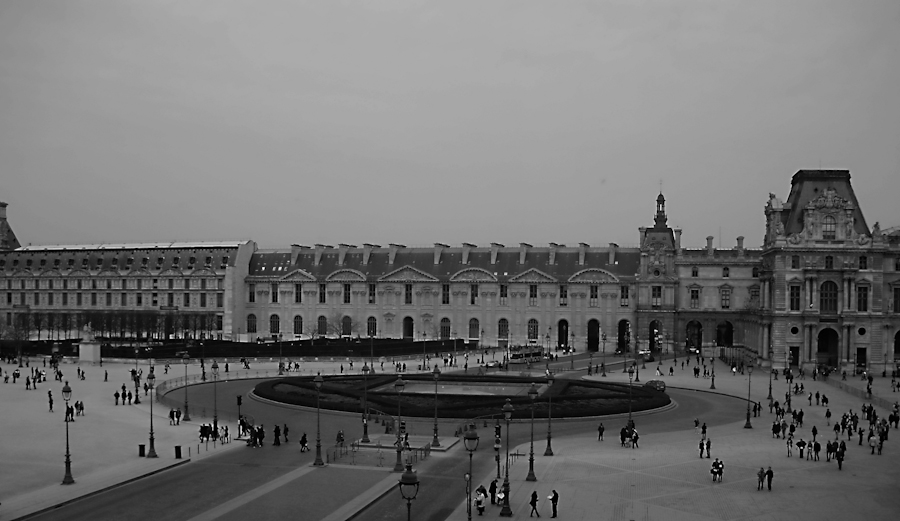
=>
[16,241,249,252]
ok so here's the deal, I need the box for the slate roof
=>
[782,170,870,236]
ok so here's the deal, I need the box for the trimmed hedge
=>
[253,374,670,419]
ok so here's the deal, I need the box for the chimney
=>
[490,243,503,265]
[338,244,354,266]
[519,243,531,265]
[0,201,7,220]
[706,236,715,256]
[314,244,331,266]
[433,243,448,265]
[736,236,745,256]
[549,243,560,265]
[608,243,618,265]
[388,244,404,265]
[462,243,476,265]
[674,229,682,255]
[362,243,378,265]
[579,243,589,266]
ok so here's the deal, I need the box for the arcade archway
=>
[648,320,663,352]
[557,319,569,349]
[686,321,702,350]
[617,319,631,353]
[817,328,839,367]
[587,319,600,352]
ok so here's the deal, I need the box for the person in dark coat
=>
[273,425,281,446]
[529,491,540,517]
[489,480,497,504]
[765,467,774,490]
[550,490,559,518]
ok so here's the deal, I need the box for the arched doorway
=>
[557,319,569,350]
[895,331,900,369]
[686,321,702,351]
[716,321,734,347]
[341,316,352,336]
[648,320,663,352]
[587,319,600,352]
[403,317,414,340]
[817,328,839,367]
[617,319,631,353]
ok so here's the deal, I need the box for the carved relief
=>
[379,266,439,282]
[450,268,497,282]
[325,269,366,282]
[509,268,557,283]
[568,269,619,284]
[807,187,848,210]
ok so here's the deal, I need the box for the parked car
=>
[485,360,501,368]
[644,380,666,392]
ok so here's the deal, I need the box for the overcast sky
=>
[2,1,898,250]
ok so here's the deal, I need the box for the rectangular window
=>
[442,284,450,305]
[895,257,900,272]
[559,285,568,307]
[76,293,82,306]
[690,289,699,309]
[368,283,376,304]
[6,292,11,305]
[271,283,278,303]
[184,278,191,290]
[201,278,207,290]
[859,256,868,270]
[167,293,174,307]
[319,283,326,304]
[152,293,158,306]
[529,284,538,306]
[343,283,351,304]
[791,255,800,269]
[216,293,223,307]
[48,280,54,290]
[184,293,190,307]
[620,285,629,307]
[790,285,801,311]
[20,293,25,305]
[500,284,508,306]
[106,293,112,306]
[106,279,112,290]
[137,279,142,290]
[91,293,97,306]
[34,292,39,305]
[857,286,869,312]
[589,285,598,307]
[136,293,142,306]
[168,279,174,290]
[62,293,68,306]
[200,293,207,308]
[470,284,478,305]
[121,292,127,306]
[249,284,256,303]
[721,288,731,309]
[216,315,223,331]
[405,284,413,305]
[217,278,224,290]
[651,286,662,308]
[894,287,900,314]
[294,283,302,303]
[48,293,54,306]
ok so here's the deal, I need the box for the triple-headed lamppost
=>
[499,398,514,517]
[61,381,75,485]
[181,353,192,421]
[464,427,479,521]
[394,376,407,472]
[544,372,555,456]
[432,365,441,447]
[526,383,538,481]
[313,373,325,466]
[147,370,158,458]
[744,364,754,429]
[361,363,371,443]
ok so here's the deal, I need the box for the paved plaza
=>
[1,352,899,520]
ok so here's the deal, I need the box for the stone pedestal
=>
[78,341,102,365]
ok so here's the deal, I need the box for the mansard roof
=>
[782,170,870,236]
[248,245,642,282]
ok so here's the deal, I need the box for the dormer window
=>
[0,259,5,268]
[82,258,89,267]
[220,256,229,269]
[68,258,75,267]
[95,259,102,269]
[173,256,180,266]
[822,215,836,240]
[40,259,47,267]
[54,258,60,267]
[26,259,32,267]
[205,256,212,266]
[111,257,119,268]
[188,256,196,267]
[142,257,149,267]
[126,257,134,266]
[12,259,19,267]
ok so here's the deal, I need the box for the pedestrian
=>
[283,424,289,442]
[550,490,559,518]
[826,409,832,426]
[529,490,540,517]
[757,467,765,490]
[813,440,821,461]
[474,488,485,516]
[765,467,774,490]
[705,438,711,458]
[127,391,133,405]
[114,391,120,405]
[48,390,54,412]
[699,439,705,458]
[104,370,108,382]
[812,425,818,442]
[598,423,604,441]
[796,438,807,459]
[701,423,707,440]
[273,424,281,446]
[176,408,182,425]
[299,433,309,452]
[489,479,497,504]
[786,436,793,457]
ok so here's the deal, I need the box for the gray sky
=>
[2,0,898,250]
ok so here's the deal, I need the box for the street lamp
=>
[181,353,191,421]
[744,364,754,429]
[570,332,575,370]
[544,372,555,456]
[545,333,550,359]
[422,331,427,371]
[394,376,406,472]
[499,398,514,517]
[398,463,419,521]
[278,333,284,375]
[361,363,371,443]
[212,360,219,446]
[133,347,141,405]
[627,367,635,427]
[494,423,501,480]
[313,373,325,466]
[61,381,75,485]
[767,359,774,401]
[464,427,479,521]
[432,365,441,447]
[526,382,538,481]
[601,332,607,377]
[147,371,158,458]
[710,356,716,390]
[634,334,641,383]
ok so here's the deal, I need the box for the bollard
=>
[175,445,182,459]
[139,444,146,457]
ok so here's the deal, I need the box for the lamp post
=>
[784,351,792,414]
[398,463,419,521]
[181,353,191,421]
[432,365,441,447]
[394,376,406,472]
[361,363,370,443]
[147,371,158,458]
[278,333,284,375]
[464,427,479,521]
[544,372,554,456]
[549,326,553,353]
[601,332,607,377]
[744,365,754,429]
[634,334,641,383]
[313,373,325,466]
[545,333,550,359]
[767,360,774,401]
[500,398,514,517]
[627,367,634,427]
[570,332,575,370]
[494,423,501,480]
[452,330,457,366]
[61,381,75,485]
[212,360,219,446]
[710,356,716,390]
[422,331,427,371]
[133,347,141,405]
[526,383,538,481]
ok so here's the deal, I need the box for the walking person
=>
[283,424,289,443]
[489,479,497,505]
[765,467,774,490]
[757,467,765,490]
[529,490,540,517]
[598,423,604,441]
[550,490,559,518]
[705,438,712,458]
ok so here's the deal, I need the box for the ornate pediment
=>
[568,269,619,284]
[807,188,849,211]
[325,269,366,282]
[378,265,439,283]
[280,269,316,282]
[509,268,557,283]
[449,268,497,282]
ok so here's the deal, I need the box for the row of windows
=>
[4,278,224,291]
[0,255,229,270]
[2,312,226,332]
[790,255,869,270]
[787,281,874,312]
[250,283,636,308]
[5,292,224,308]
[690,266,759,278]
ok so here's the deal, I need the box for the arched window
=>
[469,318,480,339]
[247,314,257,333]
[317,315,328,335]
[722,267,730,278]
[367,316,377,337]
[440,318,451,339]
[820,281,838,313]
[498,318,509,339]
[691,267,698,277]
[823,215,836,240]
[293,315,303,335]
[527,319,539,341]
[270,314,280,335]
